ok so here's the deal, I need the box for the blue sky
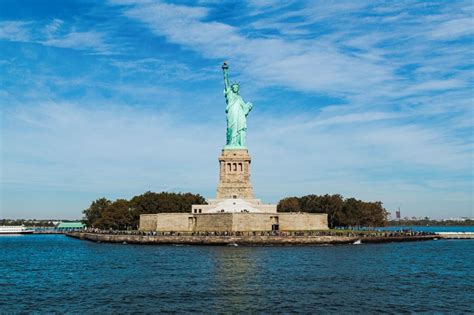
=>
[1,0,473,220]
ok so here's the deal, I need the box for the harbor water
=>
[1,232,473,313]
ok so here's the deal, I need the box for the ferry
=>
[0,225,34,235]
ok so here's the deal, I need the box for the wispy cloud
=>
[43,19,64,37]
[430,17,474,40]
[109,0,472,106]
[3,101,472,218]
[2,102,220,195]
[111,0,394,97]
[41,31,111,53]
[0,21,32,41]
[1,0,472,219]
[110,58,212,81]
[0,19,112,54]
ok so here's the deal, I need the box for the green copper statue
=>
[222,61,252,148]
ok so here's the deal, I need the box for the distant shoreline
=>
[388,220,474,226]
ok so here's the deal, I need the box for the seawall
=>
[66,232,437,246]
[436,232,474,239]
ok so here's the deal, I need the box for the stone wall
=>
[140,214,158,231]
[156,214,192,232]
[278,213,328,231]
[194,213,233,231]
[232,213,275,231]
[139,212,328,232]
[67,232,438,245]
[139,214,193,232]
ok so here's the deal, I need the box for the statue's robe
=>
[224,88,252,147]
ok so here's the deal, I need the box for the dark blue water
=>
[1,235,473,313]
[377,225,474,233]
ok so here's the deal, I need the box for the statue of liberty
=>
[222,62,252,148]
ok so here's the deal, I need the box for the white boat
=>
[0,226,34,235]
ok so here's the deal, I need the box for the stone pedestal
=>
[216,149,254,199]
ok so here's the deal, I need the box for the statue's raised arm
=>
[222,61,230,91]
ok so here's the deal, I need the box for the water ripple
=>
[0,235,473,313]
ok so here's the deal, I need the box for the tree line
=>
[83,191,389,229]
[277,194,389,228]
[82,191,206,230]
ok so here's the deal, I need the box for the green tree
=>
[298,194,344,227]
[82,191,206,230]
[95,199,132,230]
[277,194,388,228]
[360,201,389,227]
[82,198,111,227]
[339,198,388,227]
[277,197,301,212]
[318,194,344,228]
[340,197,362,227]
[128,191,206,228]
